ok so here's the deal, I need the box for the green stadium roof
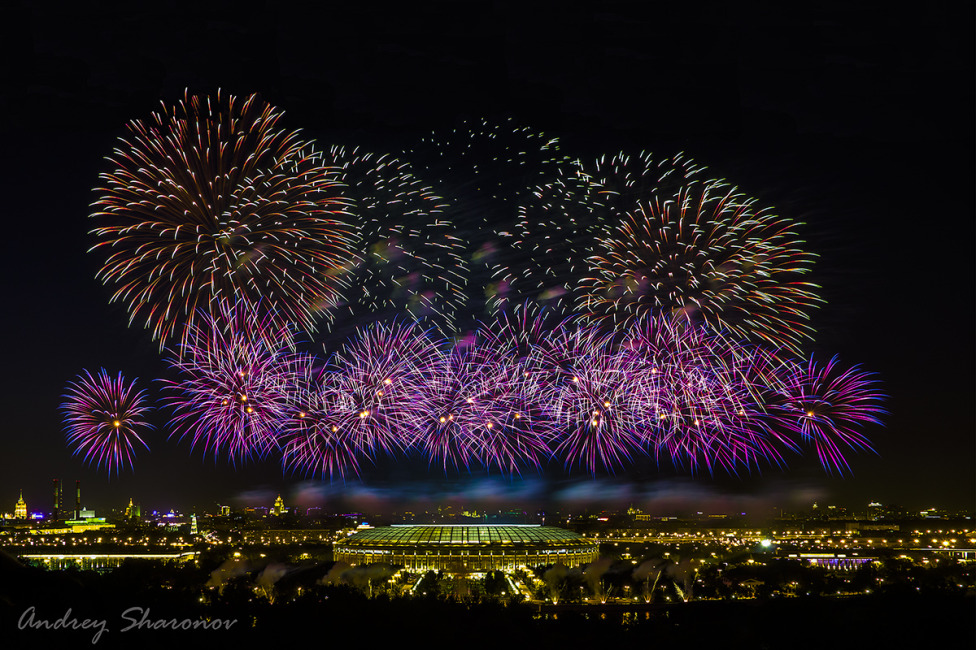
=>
[339,525,591,549]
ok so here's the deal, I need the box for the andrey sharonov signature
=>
[18,606,238,644]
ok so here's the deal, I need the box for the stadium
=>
[334,525,598,573]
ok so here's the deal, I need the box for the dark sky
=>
[0,1,972,516]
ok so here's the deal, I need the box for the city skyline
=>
[0,4,972,514]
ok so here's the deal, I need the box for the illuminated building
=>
[14,490,27,519]
[63,517,115,533]
[124,498,141,520]
[21,551,197,571]
[334,525,598,573]
[272,495,286,516]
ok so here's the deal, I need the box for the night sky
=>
[1,1,972,517]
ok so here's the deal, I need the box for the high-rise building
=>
[52,479,62,521]
[124,498,141,520]
[272,495,286,516]
[14,490,27,519]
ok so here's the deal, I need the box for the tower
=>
[52,479,62,521]
[75,480,81,520]
[14,490,27,519]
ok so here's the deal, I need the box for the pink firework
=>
[401,342,522,472]
[545,333,645,473]
[330,321,440,451]
[280,357,366,480]
[164,301,299,464]
[764,356,886,474]
[61,369,153,474]
[622,317,788,473]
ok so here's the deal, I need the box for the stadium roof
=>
[339,525,591,549]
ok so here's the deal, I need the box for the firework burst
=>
[163,301,299,464]
[327,321,440,457]
[280,357,366,480]
[398,341,524,472]
[580,182,820,351]
[61,369,153,474]
[405,117,568,323]
[542,331,645,473]
[578,151,708,216]
[491,163,600,313]
[622,317,789,473]
[493,152,707,314]
[91,90,357,346]
[764,356,885,474]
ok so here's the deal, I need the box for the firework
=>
[764,356,885,474]
[580,182,820,351]
[492,152,706,315]
[546,334,644,473]
[578,151,708,216]
[328,321,440,457]
[323,146,468,331]
[400,344,495,471]
[61,369,152,474]
[397,339,540,473]
[491,163,601,314]
[405,117,564,220]
[280,357,366,480]
[163,301,299,464]
[622,317,789,473]
[405,118,568,323]
[91,91,357,346]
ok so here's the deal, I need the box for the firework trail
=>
[323,145,469,332]
[91,91,357,347]
[580,181,820,352]
[163,301,299,465]
[61,369,153,474]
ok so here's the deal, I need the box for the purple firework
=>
[402,342,521,472]
[476,310,561,472]
[622,317,790,473]
[314,322,439,470]
[545,332,645,473]
[764,356,886,474]
[280,356,366,480]
[164,301,298,464]
[61,369,152,474]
